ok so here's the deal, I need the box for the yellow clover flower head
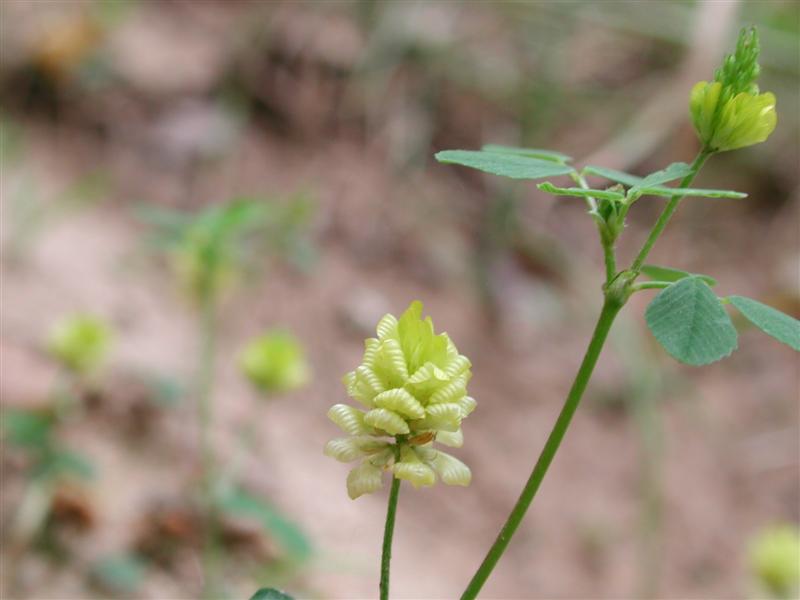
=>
[48,314,113,375]
[240,331,310,394]
[325,301,475,499]
[689,27,776,152]
[749,524,800,599]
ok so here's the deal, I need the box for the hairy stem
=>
[601,238,618,285]
[630,149,712,273]
[461,298,623,599]
[380,476,402,600]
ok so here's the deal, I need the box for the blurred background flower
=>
[240,331,310,395]
[47,314,113,375]
[749,524,800,599]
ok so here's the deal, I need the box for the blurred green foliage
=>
[89,553,147,595]
[139,194,317,303]
[3,409,94,482]
[218,486,312,566]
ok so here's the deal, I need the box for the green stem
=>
[197,292,219,600]
[572,171,616,283]
[461,149,715,598]
[380,476,402,600]
[630,149,712,273]
[461,297,623,600]
[601,237,617,284]
[569,171,598,214]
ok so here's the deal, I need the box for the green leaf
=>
[645,277,738,366]
[538,182,625,201]
[584,164,746,199]
[2,409,54,447]
[435,150,575,180]
[481,144,572,163]
[635,186,747,199]
[89,554,146,593]
[199,199,268,241]
[728,296,800,351]
[141,372,184,408]
[583,165,643,187]
[632,162,693,191]
[250,589,294,600]
[641,264,717,287]
[36,449,95,481]
[218,487,312,562]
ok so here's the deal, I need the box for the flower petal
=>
[345,365,385,407]
[393,447,436,488]
[429,374,468,404]
[373,338,409,386]
[376,313,399,340]
[373,388,425,419]
[327,404,371,435]
[347,461,384,499]
[431,451,472,486]
[457,396,477,417]
[364,408,410,435]
[418,403,462,432]
[436,429,464,448]
[443,354,471,378]
[324,436,388,462]
[324,437,367,462]
[361,338,380,368]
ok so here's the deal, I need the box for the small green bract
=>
[325,301,474,499]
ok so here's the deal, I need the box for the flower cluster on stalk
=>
[325,301,475,499]
[690,28,776,152]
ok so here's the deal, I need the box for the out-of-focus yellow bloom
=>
[48,315,112,375]
[749,525,800,599]
[240,331,309,394]
[689,27,777,153]
[324,301,474,499]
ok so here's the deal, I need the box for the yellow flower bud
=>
[690,81,776,152]
[325,301,475,498]
[689,28,777,152]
